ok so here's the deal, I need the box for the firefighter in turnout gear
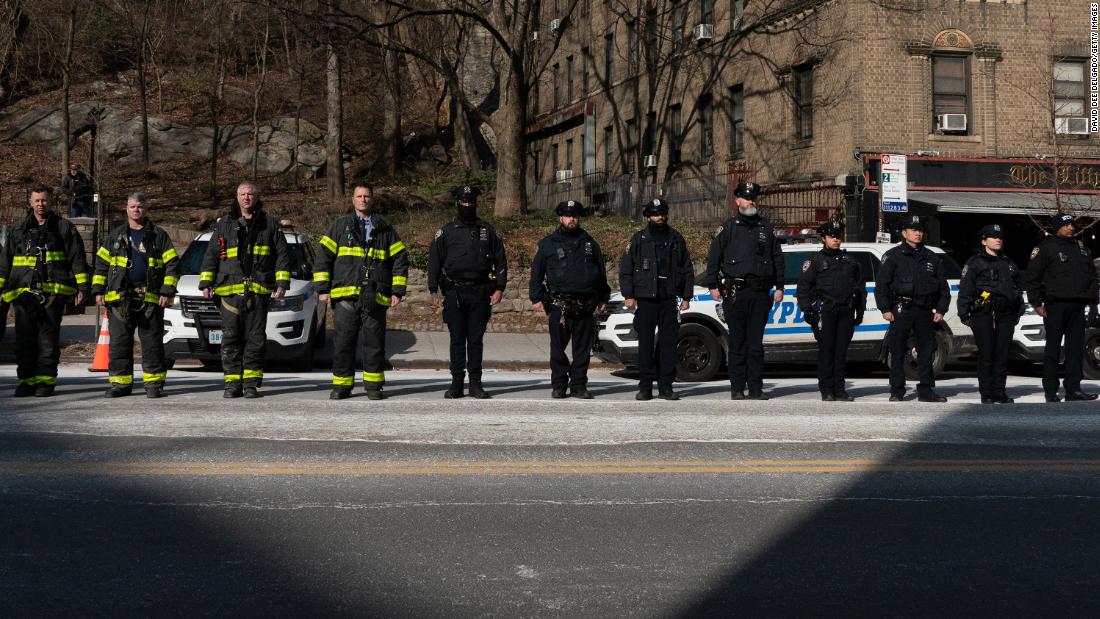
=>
[1022,213,1099,402]
[875,215,951,403]
[198,182,290,399]
[957,224,1023,404]
[795,220,866,401]
[92,194,179,399]
[619,198,694,401]
[428,185,508,399]
[703,181,785,400]
[1,185,89,397]
[530,200,611,399]
[314,181,409,400]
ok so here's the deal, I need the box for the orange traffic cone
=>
[89,308,110,372]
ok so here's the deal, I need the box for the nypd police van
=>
[594,242,1047,381]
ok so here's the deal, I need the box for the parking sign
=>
[880,154,908,212]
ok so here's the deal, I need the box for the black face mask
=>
[457,202,478,222]
[647,220,669,234]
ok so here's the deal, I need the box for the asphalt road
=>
[2,367,1100,616]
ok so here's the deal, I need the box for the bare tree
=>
[250,16,272,180]
[325,25,345,200]
[0,0,28,100]
[59,0,77,175]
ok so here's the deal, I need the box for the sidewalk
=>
[1,312,582,367]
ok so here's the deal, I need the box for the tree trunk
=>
[0,0,27,100]
[491,68,527,217]
[250,21,271,181]
[137,1,151,167]
[60,2,76,175]
[325,39,345,199]
[451,94,481,169]
[380,26,401,176]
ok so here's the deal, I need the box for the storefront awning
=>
[909,191,1099,215]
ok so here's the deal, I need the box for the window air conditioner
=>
[693,23,714,43]
[1055,117,1090,135]
[643,155,658,168]
[937,113,967,132]
[555,169,574,182]
[550,18,562,31]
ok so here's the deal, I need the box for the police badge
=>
[802,260,811,272]
[1030,247,1040,260]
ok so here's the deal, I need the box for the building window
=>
[603,125,614,172]
[793,64,813,140]
[565,138,574,172]
[604,33,614,85]
[532,0,541,31]
[698,94,714,160]
[1054,60,1087,120]
[669,104,683,164]
[552,143,559,172]
[552,63,560,108]
[932,55,969,133]
[700,0,715,24]
[581,133,588,173]
[581,48,590,96]
[566,56,574,101]
[729,84,744,155]
[672,2,688,54]
[532,149,541,183]
[643,111,657,158]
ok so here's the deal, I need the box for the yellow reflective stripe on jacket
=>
[332,375,354,386]
[275,271,290,282]
[74,273,89,284]
[375,292,392,307]
[108,375,134,385]
[367,248,387,260]
[148,257,164,268]
[97,247,112,261]
[337,246,366,257]
[40,283,76,295]
[199,271,215,282]
[12,256,36,267]
[105,290,160,303]
[0,277,6,288]
[143,292,160,303]
[104,291,121,302]
[98,250,127,266]
[142,371,167,383]
[163,275,178,287]
[45,251,67,262]
[313,272,331,282]
[92,274,107,286]
[330,285,361,298]
[224,374,242,383]
[389,241,406,255]
[320,235,338,253]
[226,247,239,258]
[243,369,263,379]
[2,287,29,302]
[391,275,407,287]
[161,248,178,262]
[251,245,271,256]
[34,375,56,386]
[213,282,272,296]
[363,371,384,383]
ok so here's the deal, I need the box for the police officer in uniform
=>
[796,220,866,401]
[703,181,784,400]
[875,215,950,402]
[428,185,508,399]
[314,180,409,400]
[1022,213,1099,402]
[92,193,180,398]
[957,224,1023,404]
[198,182,291,399]
[0,184,89,397]
[619,198,694,401]
[530,200,610,399]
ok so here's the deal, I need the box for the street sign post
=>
[880,154,908,213]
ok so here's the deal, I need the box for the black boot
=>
[834,391,855,402]
[570,387,594,399]
[444,375,464,399]
[820,392,835,402]
[551,387,568,399]
[242,385,262,399]
[365,389,384,401]
[145,384,164,399]
[329,386,351,400]
[34,384,55,397]
[224,383,243,399]
[106,385,132,398]
[14,383,36,397]
[468,378,491,399]
[1066,390,1099,401]
[636,385,653,401]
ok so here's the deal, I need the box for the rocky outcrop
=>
[1,101,327,176]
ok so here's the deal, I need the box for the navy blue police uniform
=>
[427,186,508,399]
[795,221,866,401]
[529,200,611,399]
[957,224,1024,404]
[1022,214,1099,402]
[874,216,950,402]
[701,182,784,400]
[619,199,694,400]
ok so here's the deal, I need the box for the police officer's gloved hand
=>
[803,310,818,327]
[1088,305,1100,328]
[854,307,864,324]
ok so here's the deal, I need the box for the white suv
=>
[594,242,1046,382]
[162,230,327,370]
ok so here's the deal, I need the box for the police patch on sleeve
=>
[960,265,968,278]
[434,229,443,239]
[715,226,724,238]
[1030,247,1040,260]
[801,260,811,272]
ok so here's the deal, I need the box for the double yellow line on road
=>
[2,459,1100,476]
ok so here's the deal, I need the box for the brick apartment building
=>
[524,0,1100,264]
